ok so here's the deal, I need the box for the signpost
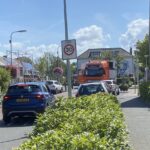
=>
[63,0,77,97]
[61,39,77,60]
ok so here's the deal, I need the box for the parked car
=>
[46,80,63,94]
[2,82,55,123]
[103,80,120,95]
[76,81,110,97]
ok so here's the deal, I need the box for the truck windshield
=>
[84,67,105,76]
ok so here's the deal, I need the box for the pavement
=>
[118,89,150,150]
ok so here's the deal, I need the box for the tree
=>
[114,55,124,77]
[136,34,149,68]
[35,52,67,81]
[100,51,124,77]
[0,68,11,93]
[17,57,33,64]
[35,56,47,79]
[71,62,77,74]
[100,51,112,60]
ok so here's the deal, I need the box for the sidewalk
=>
[118,89,150,150]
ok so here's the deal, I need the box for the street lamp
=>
[9,30,27,66]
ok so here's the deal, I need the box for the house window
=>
[89,51,101,58]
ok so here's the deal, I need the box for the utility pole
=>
[145,55,149,81]
[63,0,72,97]
[149,0,150,65]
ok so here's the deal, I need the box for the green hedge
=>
[139,81,150,102]
[16,94,130,150]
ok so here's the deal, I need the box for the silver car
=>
[103,80,120,95]
[76,81,110,97]
[46,80,63,94]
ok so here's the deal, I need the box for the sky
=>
[0,0,149,60]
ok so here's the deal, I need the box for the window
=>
[42,85,48,92]
[79,84,104,96]
[7,85,41,94]
[85,67,105,76]
[89,51,101,58]
[47,81,53,85]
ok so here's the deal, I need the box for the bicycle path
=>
[118,89,150,150]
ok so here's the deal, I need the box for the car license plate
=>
[16,98,29,102]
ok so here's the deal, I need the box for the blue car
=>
[2,82,55,123]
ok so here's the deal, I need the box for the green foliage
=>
[0,67,11,93]
[35,53,67,81]
[100,51,124,77]
[16,94,130,150]
[17,57,33,64]
[119,84,129,91]
[139,81,150,102]
[136,34,149,68]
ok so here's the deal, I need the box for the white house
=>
[77,48,134,80]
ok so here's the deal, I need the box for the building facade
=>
[0,56,39,82]
[77,48,134,80]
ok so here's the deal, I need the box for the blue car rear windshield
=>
[79,84,104,96]
[7,85,41,94]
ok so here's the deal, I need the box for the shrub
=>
[0,68,11,93]
[139,81,150,102]
[16,94,130,150]
[119,84,129,91]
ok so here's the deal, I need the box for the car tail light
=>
[3,95,11,101]
[35,94,44,100]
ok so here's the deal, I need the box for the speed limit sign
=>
[61,39,77,60]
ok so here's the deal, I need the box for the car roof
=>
[10,82,44,87]
[79,81,104,86]
[103,80,113,81]
[47,80,57,82]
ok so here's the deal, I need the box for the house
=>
[77,47,134,80]
[0,56,39,82]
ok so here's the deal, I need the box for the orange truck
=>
[77,60,109,84]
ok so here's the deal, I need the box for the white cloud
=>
[0,42,24,52]
[0,25,110,59]
[73,25,111,54]
[25,44,60,58]
[0,42,60,59]
[119,19,148,50]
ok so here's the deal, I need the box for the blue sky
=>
[0,0,149,58]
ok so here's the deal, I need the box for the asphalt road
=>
[0,110,34,150]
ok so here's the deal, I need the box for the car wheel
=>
[117,90,120,95]
[55,89,58,94]
[112,90,117,96]
[60,88,63,93]
[3,115,11,124]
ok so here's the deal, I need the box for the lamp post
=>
[9,30,27,66]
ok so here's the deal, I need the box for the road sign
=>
[61,39,77,60]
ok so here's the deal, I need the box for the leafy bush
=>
[139,81,150,102]
[16,94,130,150]
[117,77,134,87]
[0,67,11,93]
[119,84,129,91]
